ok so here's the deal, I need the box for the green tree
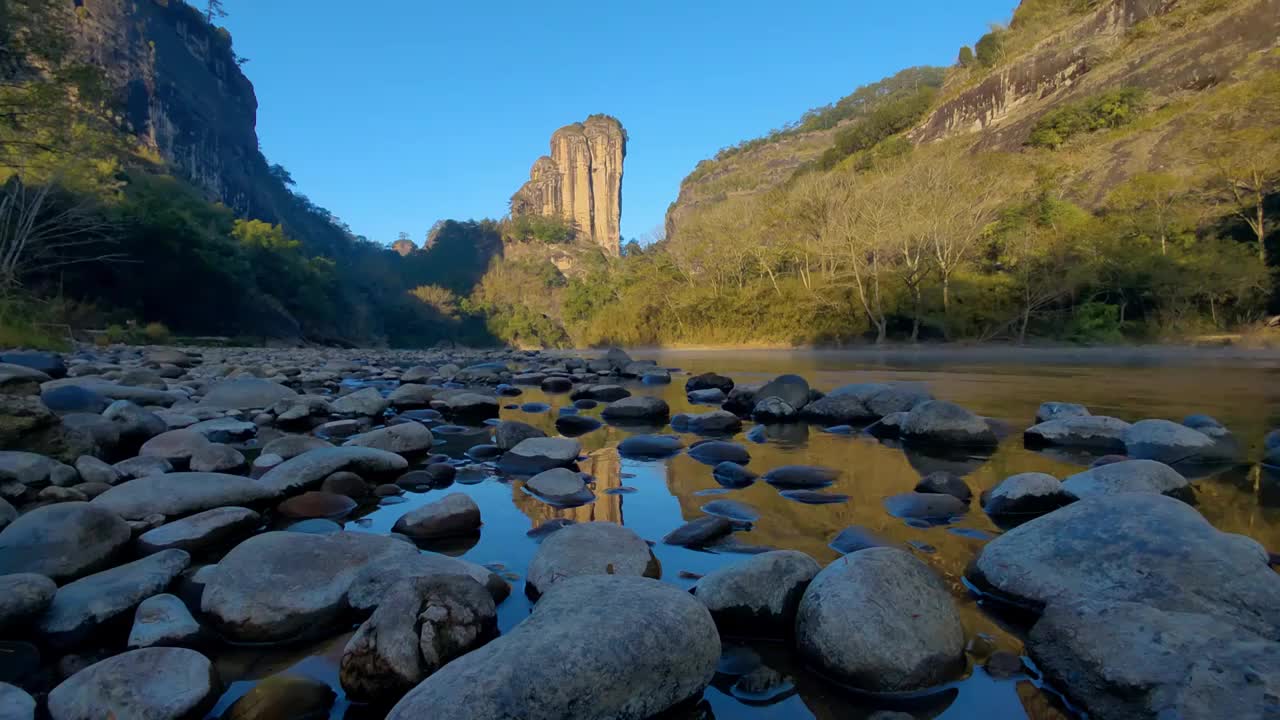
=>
[1105,173,1193,256]
[958,46,976,67]
[975,27,1006,67]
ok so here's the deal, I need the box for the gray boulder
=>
[496,437,581,475]
[391,493,481,540]
[524,468,594,507]
[92,473,276,521]
[901,400,997,448]
[754,374,810,410]
[913,471,972,503]
[601,396,670,423]
[1029,599,1280,720]
[1024,415,1131,452]
[492,420,545,451]
[388,383,437,409]
[969,494,1280,638]
[47,647,219,720]
[139,429,212,466]
[202,531,418,643]
[526,521,660,597]
[0,682,35,720]
[694,550,820,636]
[802,392,877,425]
[680,410,743,435]
[570,384,631,402]
[0,501,130,581]
[113,455,172,480]
[386,575,719,720]
[982,473,1074,517]
[662,516,733,547]
[616,434,684,459]
[1124,418,1238,465]
[260,434,332,460]
[339,575,497,702]
[0,450,67,487]
[189,444,246,473]
[329,387,389,417]
[348,552,510,611]
[796,547,965,692]
[258,446,408,495]
[74,455,121,485]
[1061,459,1191,501]
[343,422,433,454]
[103,400,168,443]
[199,377,296,410]
[136,507,261,556]
[186,417,257,444]
[0,573,56,632]
[127,593,202,649]
[39,549,191,649]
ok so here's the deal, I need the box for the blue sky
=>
[218,0,1019,246]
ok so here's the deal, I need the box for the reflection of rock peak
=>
[511,115,626,256]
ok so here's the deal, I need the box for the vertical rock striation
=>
[511,115,626,256]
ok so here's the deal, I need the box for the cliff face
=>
[913,0,1280,149]
[511,115,626,256]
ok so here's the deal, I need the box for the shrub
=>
[143,321,171,344]
[1028,89,1146,149]
[975,29,1006,67]
[958,46,976,67]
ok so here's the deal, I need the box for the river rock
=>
[525,468,594,507]
[41,385,108,414]
[39,549,190,649]
[222,673,335,720]
[127,593,202,649]
[688,440,750,466]
[571,384,631,402]
[829,526,899,554]
[712,461,757,488]
[340,575,497,702]
[526,521,660,597]
[438,392,499,420]
[258,446,408,495]
[113,455,172,480]
[0,362,50,393]
[330,387,389,417]
[92,473,276,520]
[42,377,185,407]
[391,493,480,540]
[188,444,246,473]
[139,429,212,467]
[686,372,734,394]
[47,647,219,720]
[496,437,581,475]
[694,550,820,637]
[1035,402,1090,423]
[386,575,719,720]
[1024,415,1131,452]
[969,494,1280,637]
[754,374,810,411]
[901,400,997,449]
[73,455,120,486]
[662,516,734,547]
[0,573,56,632]
[687,388,727,404]
[796,547,965,692]
[914,471,972,503]
[187,417,257,444]
[1028,599,1280,720]
[492,420,544,450]
[0,502,130,581]
[387,383,437,409]
[762,465,839,489]
[865,411,908,438]
[348,551,509,611]
[0,682,35,720]
[0,451,68,487]
[1061,459,1191,501]
[601,395,669,423]
[260,434,332,459]
[1123,418,1237,465]
[982,473,1074,517]
[617,434,684,459]
[883,492,968,522]
[103,400,168,444]
[343,422,433,454]
[202,531,418,643]
[685,410,744,435]
[137,507,260,556]
[200,378,296,410]
[554,414,602,436]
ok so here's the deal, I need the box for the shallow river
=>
[207,347,1280,720]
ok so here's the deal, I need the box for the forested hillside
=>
[514,0,1279,348]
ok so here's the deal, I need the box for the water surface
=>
[210,347,1280,719]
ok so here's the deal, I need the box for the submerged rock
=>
[796,547,965,692]
[386,575,719,720]
[762,465,839,489]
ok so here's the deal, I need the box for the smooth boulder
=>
[1060,459,1191,501]
[526,522,659,597]
[0,502,130,582]
[1024,415,1131,452]
[901,400,996,449]
[496,437,581,475]
[39,550,191,649]
[0,573,56,633]
[136,507,261,556]
[524,468,594,507]
[343,423,433,455]
[92,473,276,521]
[258,446,408,495]
[982,473,1074,517]
[386,575,719,720]
[47,647,219,720]
[694,550,820,637]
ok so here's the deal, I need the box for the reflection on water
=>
[210,348,1280,720]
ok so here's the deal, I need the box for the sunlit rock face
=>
[511,115,627,256]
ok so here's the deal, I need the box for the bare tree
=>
[0,177,119,293]
[827,173,895,343]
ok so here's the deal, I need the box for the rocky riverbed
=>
[0,344,1277,719]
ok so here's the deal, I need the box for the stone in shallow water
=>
[1060,459,1191,501]
[223,673,335,720]
[136,507,261,556]
[554,414,602,437]
[526,521,659,598]
[524,468,594,508]
[39,549,191,650]
[392,492,481,540]
[688,440,750,466]
[700,499,760,523]
[386,575,719,720]
[913,471,972,503]
[883,492,968,524]
[796,547,965,692]
[0,501,130,582]
[1124,418,1238,465]
[616,434,684,459]
[982,472,1074,517]
[48,647,219,720]
[712,461,757,488]
[762,465,839,489]
[663,516,734,548]
[257,446,408,495]
[694,550,820,637]
[92,472,277,521]
[0,682,35,720]
[780,489,849,505]
[343,422,434,455]
[495,437,581,475]
[829,526,899,554]
[202,531,418,643]
[901,400,997,449]
[348,551,510,610]
[1024,415,1130,452]
[277,491,358,520]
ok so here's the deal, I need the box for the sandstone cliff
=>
[511,115,626,256]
